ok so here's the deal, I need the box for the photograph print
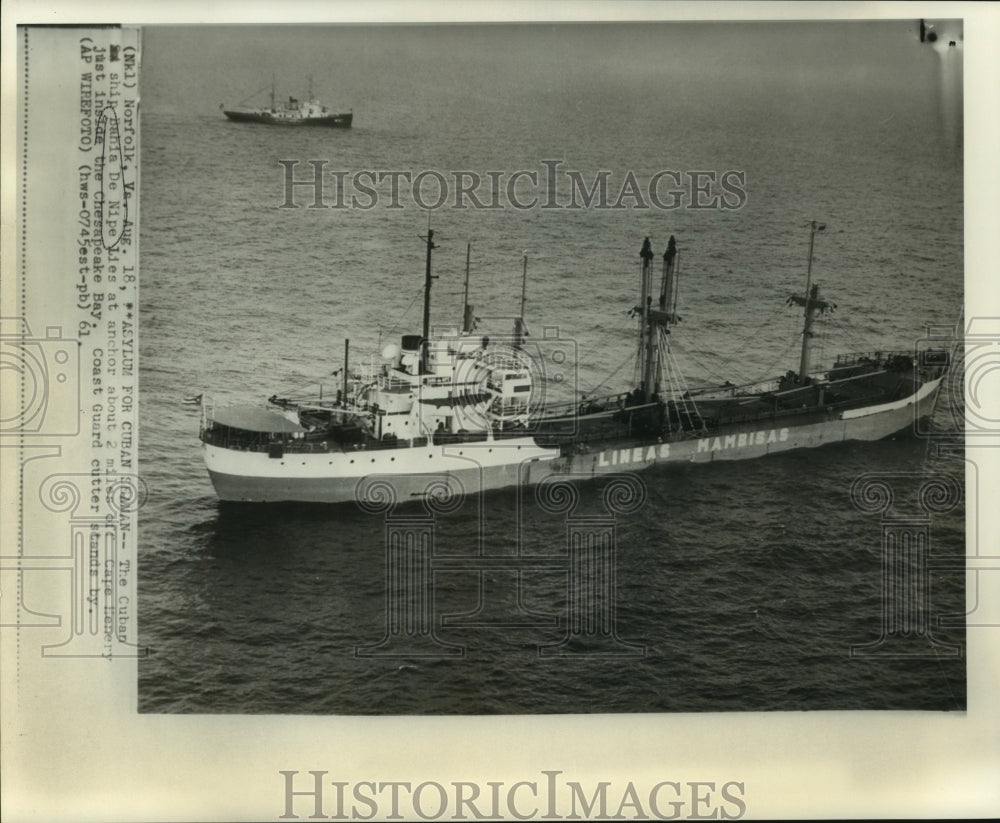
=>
[136,19,967,716]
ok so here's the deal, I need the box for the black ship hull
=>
[222,110,353,128]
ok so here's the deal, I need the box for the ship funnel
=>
[400,334,421,375]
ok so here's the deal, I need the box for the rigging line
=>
[279,365,363,397]
[279,301,435,397]
[657,333,677,435]
[672,306,794,385]
[669,338,744,385]
[670,332,768,386]
[382,284,427,341]
[587,349,637,395]
[669,302,802,387]
[661,329,705,433]
[822,311,850,353]
[575,317,634,374]
[237,82,274,107]
[275,368,350,395]
[744,334,800,384]
[661,331,688,400]
[923,300,965,451]
[631,318,643,389]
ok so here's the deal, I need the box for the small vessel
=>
[199,224,950,503]
[221,77,352,128]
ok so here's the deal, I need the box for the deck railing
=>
[832,350,911,369]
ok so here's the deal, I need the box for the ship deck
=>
[199,346,946,462]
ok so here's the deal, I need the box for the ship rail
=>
[531,391,635,420]
[201,421,425,455]
[685,379,781,400]
[831,350,911,369]
[200,416,535,456]
[706,391,887,427]
[679,350,919,400]
[379,372,412,392]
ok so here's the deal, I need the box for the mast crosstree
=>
[787,220,835,380]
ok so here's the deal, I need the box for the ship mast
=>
[514,253,528,348]
[462,242,475,334]
[787,220,833,380]
[659,235,678,318]
[637,238,655,401]
[636,236,680,401]
[420,228,438,372]
[270,73,275,111]
[342,338,349,403]
[650,236,679,395]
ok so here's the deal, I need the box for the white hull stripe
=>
[840,377,941,420]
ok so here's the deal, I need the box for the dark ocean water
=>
[137,22,965,714]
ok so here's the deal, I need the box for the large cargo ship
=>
[199,225,949,503]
